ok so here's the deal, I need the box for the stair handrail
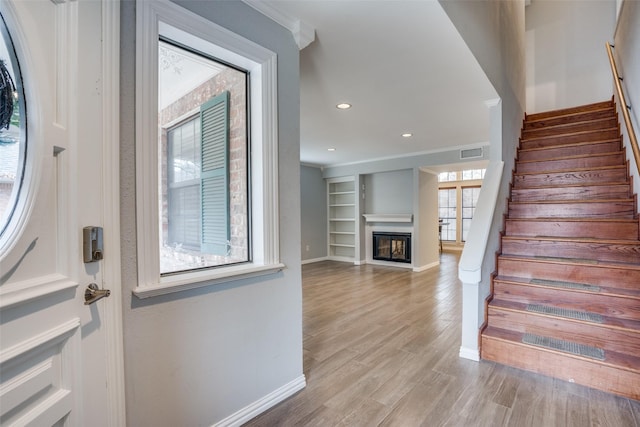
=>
[606,42,640,175]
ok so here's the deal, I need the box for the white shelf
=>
[328,177,357,261]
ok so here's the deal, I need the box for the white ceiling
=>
[254,0,498,168]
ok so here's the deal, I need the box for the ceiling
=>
[252,0,498,168]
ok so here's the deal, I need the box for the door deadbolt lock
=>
[83,226,104,263]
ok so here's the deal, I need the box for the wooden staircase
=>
[481,99,640,400]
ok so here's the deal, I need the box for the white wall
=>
[439,0,526,359]
[526,0,617,113]
[614,0,640,212]
[414,169,440,270]
[300,165,327,261]
[364,169,413,214]
[119,1,303,425]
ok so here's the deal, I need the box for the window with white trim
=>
[135,0,281,297]
[437,169,485,245]
[159,39,249,274]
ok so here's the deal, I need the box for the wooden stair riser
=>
[525,101,615,122]
[523,118,619,139]
[481,334,640,400]
[492,282,640,321]
[520,129,620,150]
[516,152,625,174]
[508,201,636,219]
[498,257,640,290]
[524,108,616,130]
[487,308,640,356]
[518,139,622,161]
[514,167,628,188]
[505,219,639,240]
[518,140,621,162]
[501,238,640,264]
[511,184,631,202]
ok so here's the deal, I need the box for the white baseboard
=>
[301,256,328,265]
[459,346,480,361]
[213,375,306,427]
[412,260,440,272]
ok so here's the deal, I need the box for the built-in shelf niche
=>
[328,177,356,261]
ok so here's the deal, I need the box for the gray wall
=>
[526,0,616,113]
[300,165,327,261]
[614,0,640,211]
[120,1,303,425]
[364,169,413,214]
[439,0,526,323]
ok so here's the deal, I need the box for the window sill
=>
[132,262,286,299]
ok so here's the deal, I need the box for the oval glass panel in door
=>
[0,13,25,241]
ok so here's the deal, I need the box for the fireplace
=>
[373,232,411,263]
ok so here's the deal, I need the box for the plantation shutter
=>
[200,91,230,255]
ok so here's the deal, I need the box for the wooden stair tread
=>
[514,164,627,176]
[522,117,618,137]
[520,127,619,143]
[501,235,640,245]
[498,253,640,272]
[516,151,625,165]
[508,198,635,205]
[505,217,637,224]
[488,300,640,333]
[493,275,640,300]
[511,181,630,189]
[483,326,640,374]
[518,138,621,153]
[525,101,614,122]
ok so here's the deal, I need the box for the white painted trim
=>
[133,263,286,299]
[412,260,439,272]
[301,256,328,265]
[213,375,306,427]
[459,346,480,362]
[0,1,46,259]
[135,0,281,294]
[325,141,490,169]
[101,1,126,425]
[241,0,315,50]
[458,161,504,284]
[362,213,413,223]
[0,273,78,309]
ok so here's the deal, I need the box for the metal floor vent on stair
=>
[522,333,605,361]
[530,279,601,292]
[526,304,604,323]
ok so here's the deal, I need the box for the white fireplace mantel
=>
[362,213,413,223]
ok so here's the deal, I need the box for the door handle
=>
[84,283,111,305]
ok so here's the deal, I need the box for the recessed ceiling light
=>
[402,133,413,138]
[327,148,336,151]
[336,103,352,110]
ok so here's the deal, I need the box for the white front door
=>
[0,1,123,426]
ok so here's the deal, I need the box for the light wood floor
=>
[244,253,640,426]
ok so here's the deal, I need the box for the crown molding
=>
[243,0,315,50]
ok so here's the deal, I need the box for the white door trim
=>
[100,1,126,425]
